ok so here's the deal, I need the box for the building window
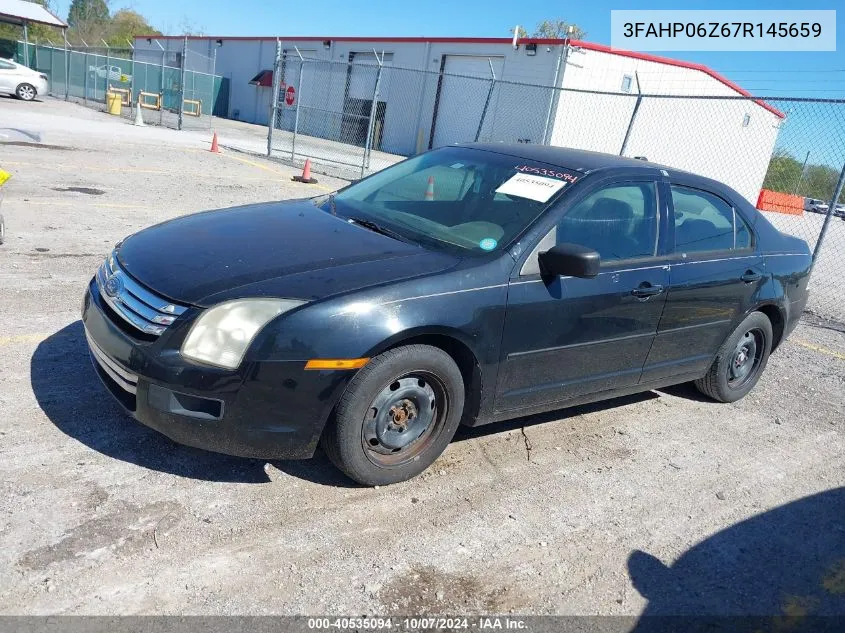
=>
[742,113,751,127]
[621,75,633,93]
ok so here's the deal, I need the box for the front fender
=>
[247,268,510,427]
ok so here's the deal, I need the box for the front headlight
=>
[180,298,305,369]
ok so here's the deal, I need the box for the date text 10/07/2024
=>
[306,617,528,630]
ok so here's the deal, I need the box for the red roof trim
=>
[133,35,520,43]
[133,35,784,118]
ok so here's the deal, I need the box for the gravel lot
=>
[1,97,844,619]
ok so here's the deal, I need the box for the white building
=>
[134,35,784,202]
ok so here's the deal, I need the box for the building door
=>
[343,52,392,147]
[430,55,504,149]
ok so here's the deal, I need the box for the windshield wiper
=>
[347,216,411,243]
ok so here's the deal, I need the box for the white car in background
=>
[88,64,131,83]
[0,58,48,101]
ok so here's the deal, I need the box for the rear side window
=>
[671,186,752,253]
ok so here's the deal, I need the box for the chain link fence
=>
[267,58,845,323]
[14,41,226,130]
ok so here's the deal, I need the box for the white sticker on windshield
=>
[495,173,566,203]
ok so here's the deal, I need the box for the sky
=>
[48,0,843,97]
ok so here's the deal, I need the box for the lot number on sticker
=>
[495,173,567,203]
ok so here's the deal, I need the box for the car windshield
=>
[318,147,581,253]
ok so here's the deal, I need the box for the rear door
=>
[641,180,765,383]
[495,174,671,413]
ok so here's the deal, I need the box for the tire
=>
[694,311,773,403]
[16,83,36,101]
[322,344,465,486]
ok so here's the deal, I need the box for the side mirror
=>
[538,243,600,279]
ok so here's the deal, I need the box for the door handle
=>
[631,283,664,298]
[741,270,762,283]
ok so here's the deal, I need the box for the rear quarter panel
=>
[765,252,812,341]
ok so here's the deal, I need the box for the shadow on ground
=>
[453,391,659,443]
[32,321,284,484]
[628,486,845,632]
[31,322,713,487]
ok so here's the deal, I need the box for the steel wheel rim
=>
[361,371,448,467]
[727,328,764,388]
[19,85,35,100]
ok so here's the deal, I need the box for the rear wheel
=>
[694,311,773,403]
[322,344,465,486]
[16,83,36,101]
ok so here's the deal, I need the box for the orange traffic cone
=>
[424,176,435,201]
[292,158,318,184]
[210,131,220,153]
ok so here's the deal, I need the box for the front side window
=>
[555,182,658,262]
[0,60,16,70]
[321,147,581,253]
[671,186,752,253]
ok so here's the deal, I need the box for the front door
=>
[495,178,670,413]
[641,182,765,383]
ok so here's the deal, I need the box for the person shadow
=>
[30,321,352,485]
[628,486,845,632]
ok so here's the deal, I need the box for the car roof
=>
[459,143,669,174]
[458,142,744,202]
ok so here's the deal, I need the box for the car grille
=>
[95,251,188,337]
[86,331,138,395]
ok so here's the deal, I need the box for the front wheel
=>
[694,311,773,403]
[16,83,36,101]
[322,344,465,486]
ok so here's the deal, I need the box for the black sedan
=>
[82,145,812,485]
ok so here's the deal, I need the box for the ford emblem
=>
[104,273,123,299]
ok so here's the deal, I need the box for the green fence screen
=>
[14,42,228,120]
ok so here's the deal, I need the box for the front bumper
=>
[82,279,350,459]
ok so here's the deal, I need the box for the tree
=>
[802,164,840,202]
[67,0,109,44]
[67,0,109,28]
[762,150,802,194]
[510,18,586,41]
[176,16,205,37]
[532,19,586,40]
[762,149,843,202]
[105,9,160,47]
[510,25,528,39]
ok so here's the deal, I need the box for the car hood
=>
[116,199,460,306]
